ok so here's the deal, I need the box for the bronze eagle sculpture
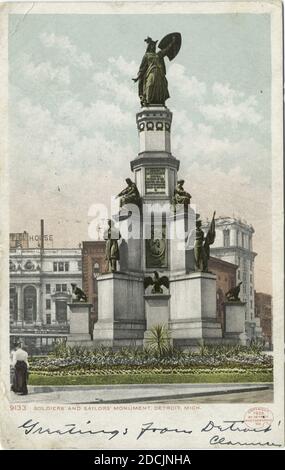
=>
[71,283,88,302]
[225,282,243,302]
[144,271,169,294]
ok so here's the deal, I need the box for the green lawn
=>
[29,371,273,386]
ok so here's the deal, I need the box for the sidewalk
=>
[10,382,273,404]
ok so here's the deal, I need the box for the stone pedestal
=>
[94,272,145,347]
[67,302,93,346]
[224,301,246,344]
[169,271,222,347]
[144,294,170,345]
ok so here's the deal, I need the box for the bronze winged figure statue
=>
[132,32,182,107]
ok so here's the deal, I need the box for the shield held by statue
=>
[158,32,182,60]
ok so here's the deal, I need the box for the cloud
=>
[172,110,235,164]
[200,82,262,126]
[168,63,207,100]
[58,98,133,131]
[40,32,93,70]
[171,107,270,191]
[10,96,135,189]
[93,69,137,106]
[22,58,70,85]
[108,56,138,77]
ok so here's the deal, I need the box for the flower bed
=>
[30,366,273,377]
[28,344,273,376]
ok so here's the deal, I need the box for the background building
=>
[10,230,82,354]
[9,232,29,249]
[82,241,107,333]
[255,291,272,348]
[203,216,261,339]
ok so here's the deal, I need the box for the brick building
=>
[10,232,29,249]
[82,241,107,333]
[208,256,238,334]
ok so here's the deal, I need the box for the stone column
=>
[17,285,24,325]
[117,211,143,273]
[169,207,196,274]
[36,285,41,325]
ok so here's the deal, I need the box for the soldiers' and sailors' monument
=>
[69,33,246,348]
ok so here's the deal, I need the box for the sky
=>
[8,13,272,292]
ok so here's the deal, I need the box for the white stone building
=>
[203,216,261,339]
[9,246,82,353]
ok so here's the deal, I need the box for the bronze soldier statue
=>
[194,212,216,272]
[104,219,121,273]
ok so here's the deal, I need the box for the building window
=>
[250,274,253,283]
[250,300,253,309]
[223,229,230,247]
[24,286,37,323]
[250,287,252,296]
[237,270,240,280]
[242,233,245,248]
[46,299,51,310]
[93,261,100,275]
[237,256,240,266]
[46,284,51,294]
[236,230,239,246]
[55,284,68,293]
[53,262,70,272]
[46,314,51,325]
[10,286,18,322]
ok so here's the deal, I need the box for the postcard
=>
[0,1,284,450]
